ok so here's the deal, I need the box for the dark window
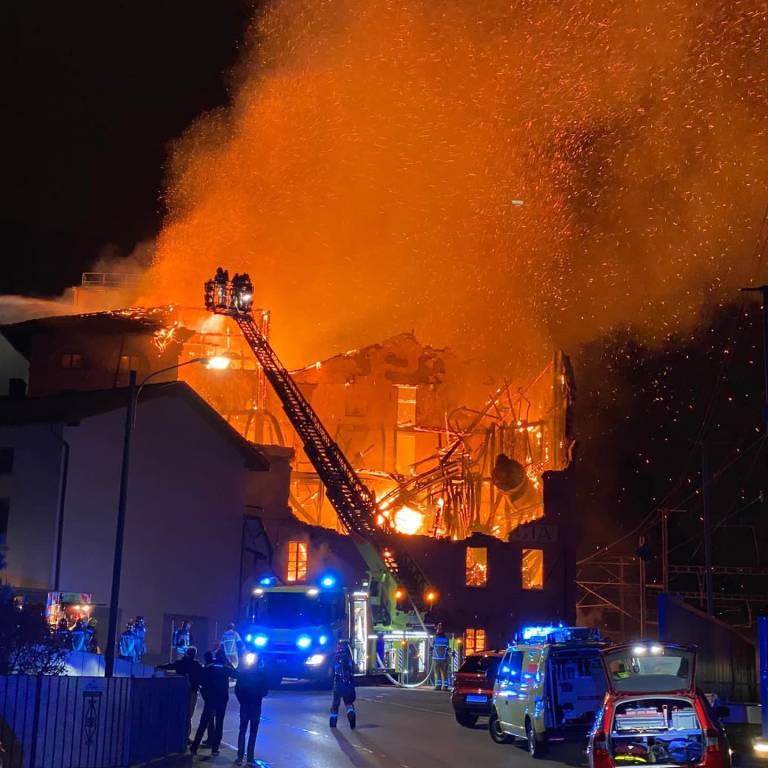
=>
[61,353,83,369]
[458,654,501,675]
[0,498,9,538]
[0,448,13,474]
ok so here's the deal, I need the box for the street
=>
[192,685,586,768]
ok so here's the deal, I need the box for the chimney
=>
[8,378,27,398]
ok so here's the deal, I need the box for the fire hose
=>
[375,596,444,689]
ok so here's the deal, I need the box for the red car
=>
[451,650,505,727]
[587,642,731,768]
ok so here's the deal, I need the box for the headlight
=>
[297,635,312,649]
[253,634,268,648]
[244,653,256,667]
[318,634,328,646]
[305,653,326,667]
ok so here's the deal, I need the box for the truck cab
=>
[242,581,345,685]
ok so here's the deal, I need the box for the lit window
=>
[465,546,488,587]
[118,354,141,373]
[61,353,83,369]
[395,385,417,427]
[465,628,486,655]
[522,548,544,590]
[286,540,308,582]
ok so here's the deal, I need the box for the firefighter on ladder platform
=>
[214,267,229,309]
[230,272,254,312]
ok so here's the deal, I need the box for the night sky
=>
[2,2,766,614]
[1,2,253,296]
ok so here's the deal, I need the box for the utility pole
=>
[638,535,646,639]
[660,509,669,593]
[740,285,768,435]
[701,440,715,616]
[105,370,137,678]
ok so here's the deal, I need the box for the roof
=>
[0,307,182,361]
[0,381,268,471]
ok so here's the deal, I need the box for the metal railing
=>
[80,273,141,289]
[0,674,187,768]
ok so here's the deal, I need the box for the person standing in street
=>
[431,622,450,691]
[118,621,137,663]
[235,651,269,766]
[173,621,192,658]
[133,616,147,662]
[190,648,237,757]
[220,622,242,668]
[329,640,356,730]
[155,646,203,739]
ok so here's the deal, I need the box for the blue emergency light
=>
[259,576,275,587]
[318,634,328,646]
[297,634,312,649]
[254,634,268,648]
[320,575,336,588]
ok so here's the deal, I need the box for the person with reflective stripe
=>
[220,622,242,668]
[329,640,356,729]
[432,622,450,690]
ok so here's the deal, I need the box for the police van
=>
[489,625,609,757]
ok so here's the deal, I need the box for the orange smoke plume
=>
[145,0,768,371]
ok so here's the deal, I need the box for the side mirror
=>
[716,705,730,719]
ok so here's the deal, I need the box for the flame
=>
[392,506,424,536]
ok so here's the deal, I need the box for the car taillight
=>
[706,728,721,752]
[592,732,613,768]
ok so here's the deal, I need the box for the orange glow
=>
[394,588,405,601]
[392,506,423,536]
[424,589,438,604]
[142,0,767,369]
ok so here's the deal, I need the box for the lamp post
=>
[104,355,231,677]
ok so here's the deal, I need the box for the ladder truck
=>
[205,271,435,681]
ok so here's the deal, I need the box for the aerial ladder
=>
[204,271,431,612]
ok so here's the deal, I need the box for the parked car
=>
[489,625,609,755]
[586,642,732,768]
[451,650,505,727]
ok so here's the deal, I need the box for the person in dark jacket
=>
[234,651,269,765]
[156,647,203,739]
[329,640,356,730]
[190,648,237,756]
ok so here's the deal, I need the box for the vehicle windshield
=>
[605,646,694,693]
[458,654,501,675]
[252,592,336,628]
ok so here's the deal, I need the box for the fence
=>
[658,592,757,702]
[0,675,187,768]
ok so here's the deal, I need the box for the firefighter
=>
[133,616,147,662]
[118,621,137,663]
[220,622,242,668]
[86,618,99,653]
[173,620,192,658]
[431,622,450,691]
[71,618,88,653]
[329,640,356,730]
[240,273,254,310]
[190,648,237,757]
[156,646,203,739]
[214,267,228,308]
[55,617,72,649]
[235,650,269,766]
[204,279,215,310]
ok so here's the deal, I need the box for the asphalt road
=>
[190,684,587,768]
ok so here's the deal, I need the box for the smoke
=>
[0,240,154,323]
[145,0,768,372]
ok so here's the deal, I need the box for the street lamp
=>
[104,354,231,677]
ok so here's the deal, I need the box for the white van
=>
[489,625,609,757]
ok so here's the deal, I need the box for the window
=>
[0,498,9,540]
[395,385,417,427]
[465,546,488,587]
[286,540,308,582]
[118,354,141,373]
[464,628,486,655]
[522,548,544,590]
[60,353,83,369]
[0,448,13,474]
